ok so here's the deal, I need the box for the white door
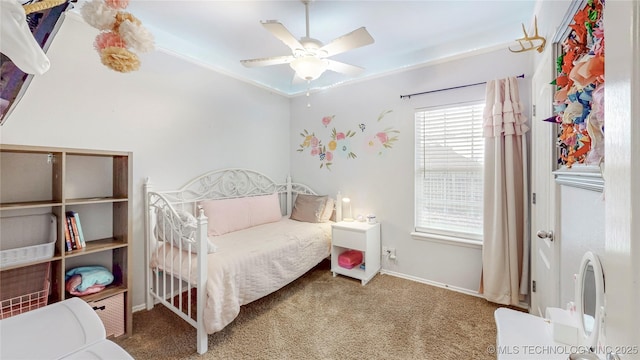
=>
[530,50,559,317]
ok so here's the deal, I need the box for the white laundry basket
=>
[0,213,56,268]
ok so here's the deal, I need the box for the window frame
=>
[414,100,485,243]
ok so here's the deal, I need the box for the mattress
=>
[152,217,331,334]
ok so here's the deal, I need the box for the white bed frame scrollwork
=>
[143,168,317,354]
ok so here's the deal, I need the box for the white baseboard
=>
[379,269,483,298]
[378,270,530,311]
[133,296,174,313]
[132,272,530,312]
[133,303,148,313]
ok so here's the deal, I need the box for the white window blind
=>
[415,102,485,240]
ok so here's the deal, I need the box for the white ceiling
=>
[110,0,539,96]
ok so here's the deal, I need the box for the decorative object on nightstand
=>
[331,221,380,285]
[341,197,353,221]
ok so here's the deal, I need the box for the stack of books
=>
[64,211,86,251]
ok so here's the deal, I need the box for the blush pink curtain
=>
[480,76,530,305]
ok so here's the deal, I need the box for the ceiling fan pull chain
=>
[306,80,311,108]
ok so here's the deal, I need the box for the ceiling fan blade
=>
[326,59,365,76]
[240,55,295,68]
[261,20,304,52]
[320,27,374,57]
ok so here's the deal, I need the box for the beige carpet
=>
[116,259,504,359]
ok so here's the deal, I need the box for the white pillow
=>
[155,208,217,253]
[321,197,335,222]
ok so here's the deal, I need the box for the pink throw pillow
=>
[199,193,281,236]
[248,193,282,227]
[199,197,250,236]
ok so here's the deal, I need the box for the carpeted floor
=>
[115,259,504,359]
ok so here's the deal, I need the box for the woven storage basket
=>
[0,263,50,319]
[88,293,125,337]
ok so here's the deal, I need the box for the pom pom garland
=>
[119,20,155,53]
[112,11,141,31]
[81,0,154,72]
[94,31,127,51]
[81,0,116,31]
[100,47,140,73]
[104,0,129,10]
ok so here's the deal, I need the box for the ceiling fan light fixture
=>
[290,56,328,81]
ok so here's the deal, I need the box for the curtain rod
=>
[399,74,525,99]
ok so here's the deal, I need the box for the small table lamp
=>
[342,197,353,221]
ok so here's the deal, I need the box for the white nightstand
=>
[331,221,381,285]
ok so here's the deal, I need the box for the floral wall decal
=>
[329,128,357,159]
[297,109,399,170]
[297,129,333,170]
[322,115,334,127]
[367,127,400,156]
[376,109,393,121]
[366,110,399,156]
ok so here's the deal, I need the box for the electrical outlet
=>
[382,246,388,253]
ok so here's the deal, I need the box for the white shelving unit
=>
[331,221,380,285]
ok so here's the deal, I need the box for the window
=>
[414,102,485,240]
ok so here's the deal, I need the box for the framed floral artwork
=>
[549,0,605,192]
[550,0,605,169]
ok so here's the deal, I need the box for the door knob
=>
[536,230,554,241]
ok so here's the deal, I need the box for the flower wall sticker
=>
[297,129,333,169]
[297,110,399,170]
[367,127,400,156]
[329,128,357,159]
[366,110,398,156]
[376,110,393,122]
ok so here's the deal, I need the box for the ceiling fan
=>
[240,0,375,83]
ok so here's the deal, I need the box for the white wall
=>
[0,14,291,308]
[290,47,532,294]
[531,0,573,71]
